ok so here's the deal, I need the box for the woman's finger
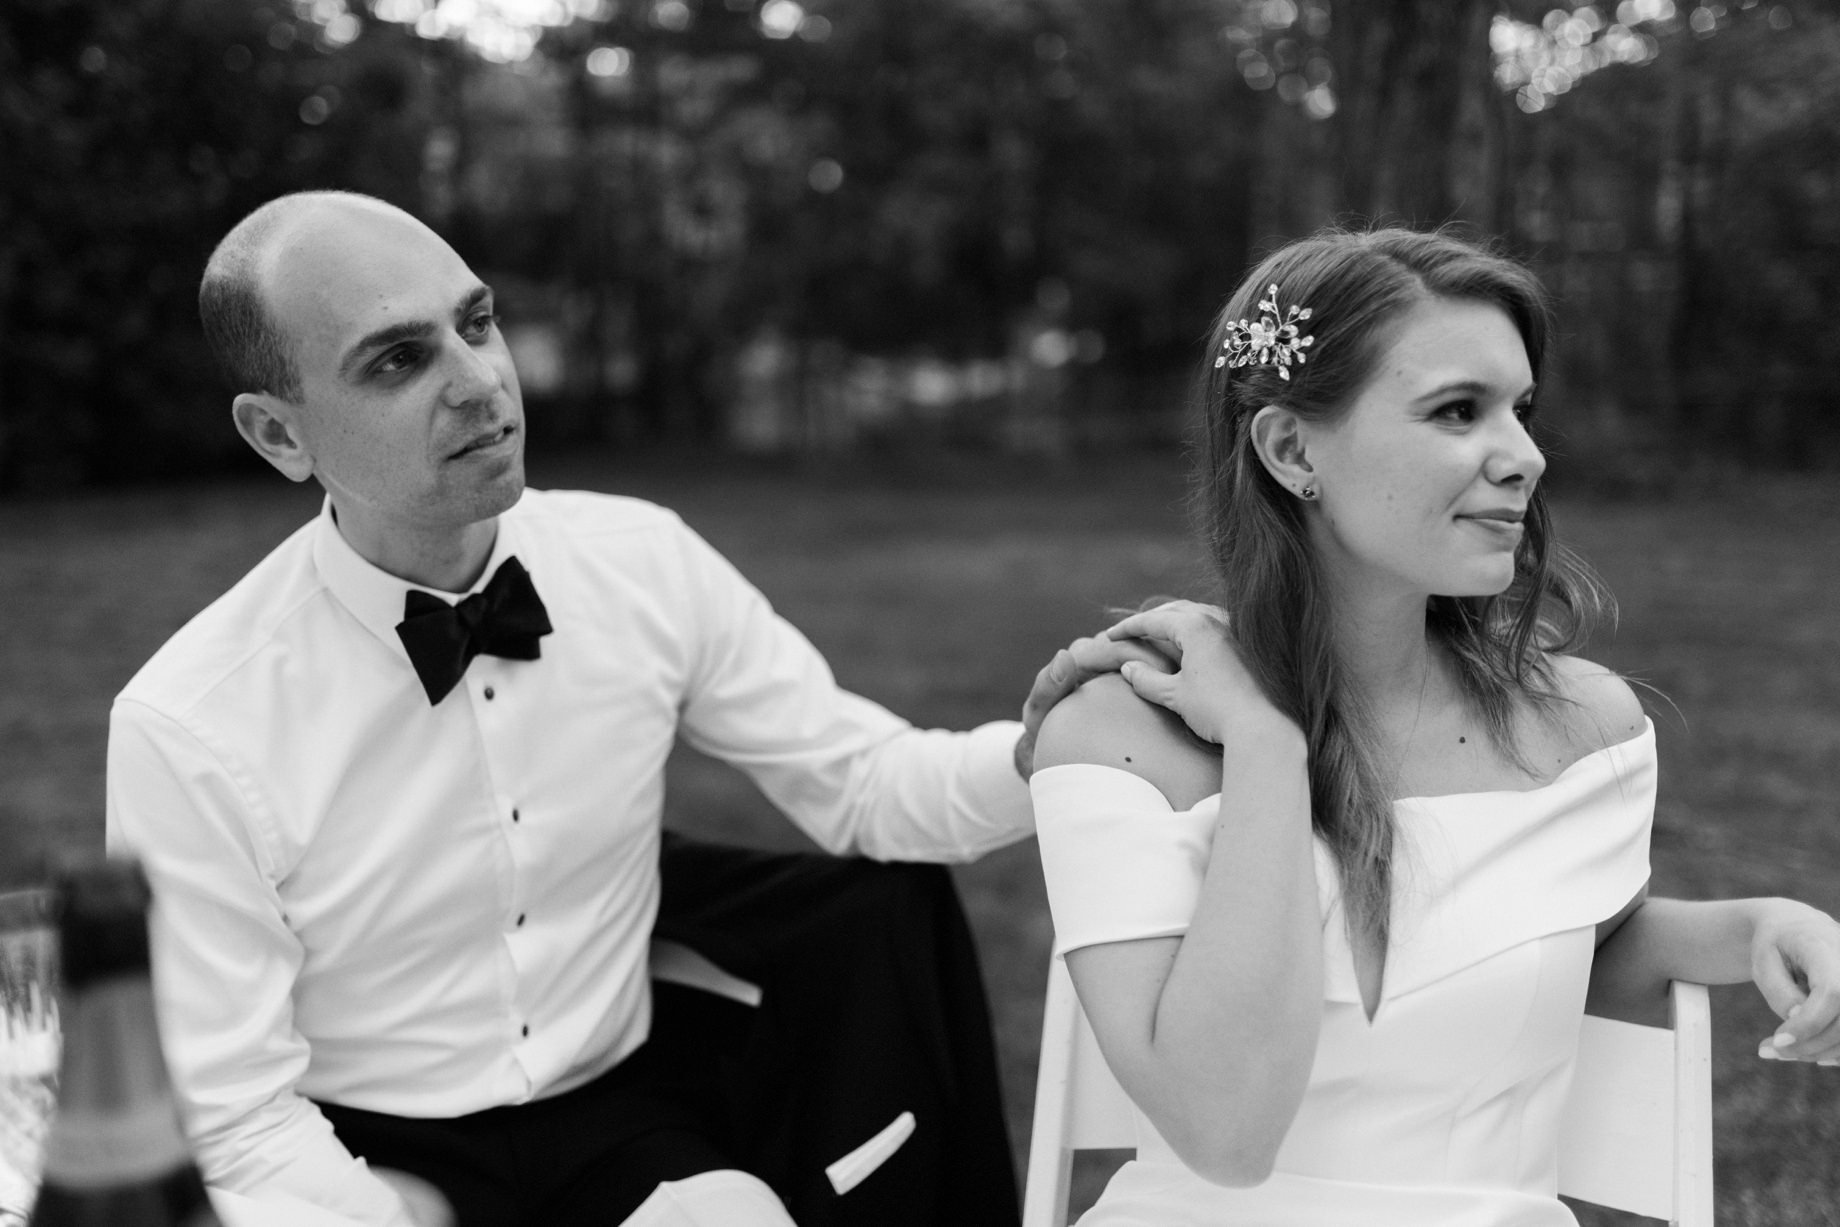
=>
[1795,1021,1840,1064]
[1119,659,1180,711]
[1106,602,1222,649]
[1773,971,1840,1059]
[1105,610,1180,644]
[1753,944,1811,1029]
[1065,635,1175,680]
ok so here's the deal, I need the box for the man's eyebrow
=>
[459,284,493,316]
[338,284,495,379]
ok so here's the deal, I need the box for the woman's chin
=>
[1435,568,1517,600]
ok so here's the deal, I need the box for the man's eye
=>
[464,312,500,339]
[375,347,420,376]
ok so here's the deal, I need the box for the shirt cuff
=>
[1031,764,1216,957]
[959,720,1037,843]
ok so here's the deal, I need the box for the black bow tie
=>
[395,557,553,705]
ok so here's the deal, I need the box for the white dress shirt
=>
[105,489,1033,1225]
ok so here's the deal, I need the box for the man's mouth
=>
[450,424,515,459]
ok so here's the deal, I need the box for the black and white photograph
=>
[3,2,1838,1225]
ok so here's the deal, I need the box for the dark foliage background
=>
[3,0,1840,492]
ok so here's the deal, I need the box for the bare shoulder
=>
[1542,654,1647,754]
[1034,673,1223,810]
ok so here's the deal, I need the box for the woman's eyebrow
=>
[1412,377,1536,403]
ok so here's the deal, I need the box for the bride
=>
[1030,227,1840,1225]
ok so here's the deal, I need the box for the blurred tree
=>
[1497,0,1840,469]
[0,0,434,491]
[3,0,1839,484]
[1326,0,1509,228]
[471,0,1272,449]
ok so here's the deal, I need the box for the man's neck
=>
[330,506,501,593]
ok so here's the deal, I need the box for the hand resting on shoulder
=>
[1033,672,1223,811]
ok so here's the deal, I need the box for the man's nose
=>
[442,335,503,407]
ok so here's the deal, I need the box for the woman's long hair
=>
[1192,227,1611,953]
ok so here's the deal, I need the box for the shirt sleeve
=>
[665,516,1034,862]
[106,700,417,1227]
[1030,764,1218,956]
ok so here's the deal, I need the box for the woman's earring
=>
[1299,485,1317,501]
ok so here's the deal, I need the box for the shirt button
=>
[484,686,496,701]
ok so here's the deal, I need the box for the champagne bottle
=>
[28,857,221,1227]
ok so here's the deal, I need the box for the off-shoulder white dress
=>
[1030,721,1655,1227]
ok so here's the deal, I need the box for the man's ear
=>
[232,392,314,483]
[1248,404,1315,497]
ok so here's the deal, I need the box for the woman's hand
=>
[1106,600,1295,747]
[1750,899,1840,1066]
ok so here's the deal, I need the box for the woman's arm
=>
[1556,659,1840,1064]
[1590,894,1840,1063]
[1036,605,1324,1186]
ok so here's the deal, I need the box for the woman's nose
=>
[1488,414,1546,486]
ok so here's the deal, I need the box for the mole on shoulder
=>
[1458,736,1466,744]
[1124,755,1133,763]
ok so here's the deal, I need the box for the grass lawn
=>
[2,449,1837,1224]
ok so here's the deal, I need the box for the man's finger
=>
[1019,651,1074,727]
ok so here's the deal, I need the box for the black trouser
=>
[318,1004,738,1225]
[319,836,1021,1227]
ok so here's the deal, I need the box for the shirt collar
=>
[310,498,521,663]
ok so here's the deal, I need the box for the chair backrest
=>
[1559,978,1714,1225]
[1021,957,1714,1227]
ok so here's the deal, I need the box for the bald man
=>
[106,193,1125,1227]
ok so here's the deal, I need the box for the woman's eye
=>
[1434,400,1476,423]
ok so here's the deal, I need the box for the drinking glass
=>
[0,888,60,1226]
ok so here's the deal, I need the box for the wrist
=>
[1218,706,1306,756]
[1753,896,1835,935]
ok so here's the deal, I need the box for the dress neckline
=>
[1391,719,1653,806]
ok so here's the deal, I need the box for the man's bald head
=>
[199,191,420,403]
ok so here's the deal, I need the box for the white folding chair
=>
[1022,956,1714,1227]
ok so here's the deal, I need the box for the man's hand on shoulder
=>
[1034,673,1224,810]
[1014,611,1194,778]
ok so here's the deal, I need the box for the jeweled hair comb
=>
[1215,283,1314,380]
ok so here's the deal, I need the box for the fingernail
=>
[1787,1004,1804,1019]
[1819,1058,1840,1068]
[1773,1032,1797,1050]
[1120,662,1138,680]
[1758,1043,1782,1060]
